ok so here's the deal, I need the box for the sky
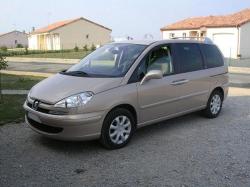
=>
[0,0,250,39]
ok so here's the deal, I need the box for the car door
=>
[169,43,211,113]
[136,43,210,124]
[135,44,184,123]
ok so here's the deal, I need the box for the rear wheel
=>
[100,108,136,149]
[203,90,223,118]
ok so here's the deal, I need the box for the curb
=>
[1,90,29,95]
[229,67,250,75]
[0,70,53,77]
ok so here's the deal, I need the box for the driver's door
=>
[137,44,183,123]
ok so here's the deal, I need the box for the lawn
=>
[17,50,91,59]
[0,95,26,125]
[1,74,45,90]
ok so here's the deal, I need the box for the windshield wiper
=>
[61,71,90,77]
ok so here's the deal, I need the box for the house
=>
[0,30,28,48]
[28,17,112,50]
[160,9,250,59]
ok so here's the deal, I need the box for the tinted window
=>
[200,44,224,68]
[176,43,203,73]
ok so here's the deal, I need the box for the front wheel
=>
[100,108,136,149]
[203,90,223,118]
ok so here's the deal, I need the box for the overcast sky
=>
[1,0,250,39]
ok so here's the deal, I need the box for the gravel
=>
[1,87,250,187]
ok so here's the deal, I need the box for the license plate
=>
[28,112,41,123]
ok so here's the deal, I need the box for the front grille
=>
[27,116,63,134]
[27,101,67,115]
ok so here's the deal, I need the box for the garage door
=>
[213,33,235,58]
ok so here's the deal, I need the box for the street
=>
[1,87,250,186]
[6,61,72,74]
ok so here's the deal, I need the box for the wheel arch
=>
[211,87,224,101]
[107,104,138,125]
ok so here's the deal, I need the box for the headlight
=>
[54,92,93,108]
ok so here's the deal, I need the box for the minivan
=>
[24,39,229,149]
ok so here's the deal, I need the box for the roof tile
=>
[161,8,250,31]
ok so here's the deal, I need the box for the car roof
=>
[112,39,212,46]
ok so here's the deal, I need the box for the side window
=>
[200,44,224,68]
[147,46,174,76]
[176,43,203,73]
[129,45,174,83]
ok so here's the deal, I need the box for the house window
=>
[86,34,89,39]
[182,33,186,38]
[15,40,18,44]
[169,33,175,38]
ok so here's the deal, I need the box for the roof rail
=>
[171,37,213,44]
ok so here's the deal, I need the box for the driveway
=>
[1,87,250,187]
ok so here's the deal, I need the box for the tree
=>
[0,55,8,102]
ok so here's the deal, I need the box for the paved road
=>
[7,61,72,73]
[1,87,250,186]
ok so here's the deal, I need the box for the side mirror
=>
[140,70,163,85]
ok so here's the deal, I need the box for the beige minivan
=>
[24,39,228,149]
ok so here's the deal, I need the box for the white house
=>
[29,17,112,50]
[161,9,250,59]
[0,30,28,48]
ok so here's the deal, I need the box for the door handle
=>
[170,79,189,86]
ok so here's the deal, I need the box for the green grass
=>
[16,50,91,59]
[0,95,26,125]
[1,74,44,90]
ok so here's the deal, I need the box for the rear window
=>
[200,44,224,68]
[175,43,203,73]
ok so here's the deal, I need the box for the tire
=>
[100,108,136,149]
[203,90,223,118]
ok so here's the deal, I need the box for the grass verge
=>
[0,95,26,125]
[1,74,45,90]
[16,50,91,59]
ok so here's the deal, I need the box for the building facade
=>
[161,9,250,59]
[0,30,28,48]
[28,17,112,50]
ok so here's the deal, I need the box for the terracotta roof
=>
[161,8,250,31]
[32,17,112,34]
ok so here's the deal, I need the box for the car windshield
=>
[65,43,147,77]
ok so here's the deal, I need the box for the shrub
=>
[16,44,24,48]
[74,46,79,52]
[25,47,28,55]
[83,44,88,51]
[0,46,7,52]
[91,44,96,51]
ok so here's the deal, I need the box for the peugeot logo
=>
[32,100,40,110]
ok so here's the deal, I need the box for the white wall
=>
[0,31,28,48]
[28,35,38,50]
[162,27,239,58]
[206,27,238,59]
[162,30,196,39]
[240,22,250,58]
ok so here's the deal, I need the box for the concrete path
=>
[1,90,29,95]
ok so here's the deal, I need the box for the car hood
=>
[30,73,123,104]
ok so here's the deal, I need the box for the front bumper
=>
[23,101,105,141]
